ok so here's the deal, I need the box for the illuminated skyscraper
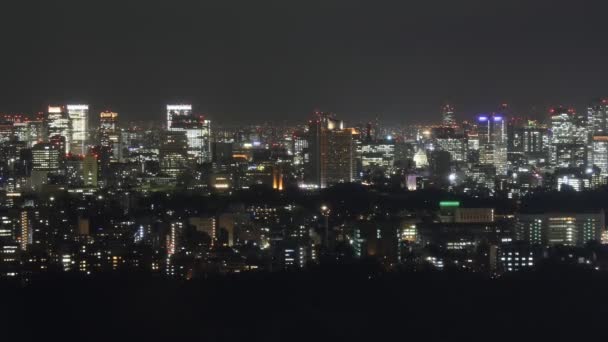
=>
[47,106,71,153]
[587,100,608,175]
[433,128,466,162]
[31,142,60,189]
[550,107,587,168]
[67,104,89,155]
[325,128,357,185]
[32,143,60,171]
[442,104,456,126]
[307,112,356,188]
[160,131,189,177]
[99,111,121,161]
[588,99,608,136]
[25,120,46,147]
[169,111,212,163]
[99,111,118,132]
[166,104,192,130]
[591,136,608,176]
[519,121,549,166]
[478,114,507,175]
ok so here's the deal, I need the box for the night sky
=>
[2,0,608,123]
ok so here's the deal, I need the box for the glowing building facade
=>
[67,104,89,155]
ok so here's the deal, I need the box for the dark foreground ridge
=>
[3,264,608,342]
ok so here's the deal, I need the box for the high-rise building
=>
[478,114,508,175]
[550,107,587,168]
[47,106,71,153]
[587,99,608,136]
[518,121,549,166]
[326,128,357,185]
[587,100,608,175]
[31,142,60,189]
[31,143,60,171]
[433,128,466,162]
[67,104,89,155]
[591,136,608,176]
[99,111,121,161]
[99,111,118,132]
[160,131,189,177]
[49,135,67,157]
[307,112,356,188]
[442,104,456,127]
[166,104,192,130]
[25,120,46,147]
[169,110,211,163]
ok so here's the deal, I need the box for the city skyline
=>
[3,100,608,126]
[4,2,608,340]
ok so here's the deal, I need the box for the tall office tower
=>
[160,131,189,177]
[30,142,60,188]
[587,99,608,175]
[477,114,508,175]
[0,118,13,143]
[99,111,121,161]
[433,127,466,162]
[587,99,608,135]
[591,136,608,176]
[32,143,60,171]
[82,154,98,188]
[550,107,587,168]
[0,114,24,142]
[436,136,466,162]
[442,104,456,127]
[99,111,118,132]
[520,121,549,166]
[326,128,357,185]
[49,135,67,157]
[47,106,71,154]
[25,120,46,147]
[170,112,212,164]
[307,112,332,187]
[507,117,525,157]
[307,112,356,188]
[66,104,89,155]
[292,130,308,166]
[166,104,192,130]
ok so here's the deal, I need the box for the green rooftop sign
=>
[439,201,460,208]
